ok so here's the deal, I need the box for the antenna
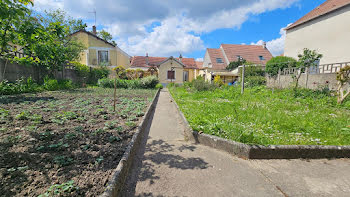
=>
[89,9,96,26]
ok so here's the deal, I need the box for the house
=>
[130,55,200,85]
[284,0,350,65]
[200,44,273,83]
[70,26,131,68]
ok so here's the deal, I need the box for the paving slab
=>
[122,89,350,197]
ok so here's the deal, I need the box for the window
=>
[98,50,109,65]
[183,71,189,82]
[259,56,265,60]
[216,58,224,63]
[167,70,175,80]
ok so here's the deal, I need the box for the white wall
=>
[285,5,350,65]
[202,50,212,68]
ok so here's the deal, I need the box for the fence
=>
[267,62,350,90]
[0,59,82,84]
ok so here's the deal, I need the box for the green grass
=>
[169,86,350,146]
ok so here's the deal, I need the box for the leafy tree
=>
[294,48,323,90]
[336,66,350,104]
[226,58,246,71]
[97,30,116,45]
[0,0,33,56]
[265,56,297,77]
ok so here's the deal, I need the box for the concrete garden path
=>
[122,89,350,197]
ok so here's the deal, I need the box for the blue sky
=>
[34,0,326,60]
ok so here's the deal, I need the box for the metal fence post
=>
[241,64,245,94]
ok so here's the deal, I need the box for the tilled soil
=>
[0,88,156,197]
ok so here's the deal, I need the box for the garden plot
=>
[0,88,156,197]
[170,86,350,146]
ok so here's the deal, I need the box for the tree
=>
[97,30,116,45]
[336,66,350,104]
[11,9,85,76]
[226,58,246,71]
[42,9,87,34]
[0,0,33,56]
[294,48,323,90]
[265,56,297,77]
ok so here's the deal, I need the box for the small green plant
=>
[108,136,121,143]
[125,121,136,129]
[92,128,105,136]
[53,156,73,166]
[15,111,30,120]
[95,156,104,164]
[104,121,118,130]
[39,180,79,197]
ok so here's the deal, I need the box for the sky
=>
[33,0,327,60]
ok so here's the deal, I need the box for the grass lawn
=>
[169,86,350,146]
[0,87,157,197]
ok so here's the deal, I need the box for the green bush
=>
[43,77,60,91]
[266,56,297,76]
[192,78,217,91]
[97,77,158,89]
[0,77,41,95]
[245,76,266,87]
[71,61,90,78]
[155,83,163,89]
[141,76,159,89]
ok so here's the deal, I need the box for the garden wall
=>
[266,73,339,90]
[0,59,81,83]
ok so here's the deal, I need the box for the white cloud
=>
[251,24,292,56]
[196,58,204,62]
[33,0,300,57]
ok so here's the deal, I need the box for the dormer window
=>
[216,58,224,63]
[259,56,265,60]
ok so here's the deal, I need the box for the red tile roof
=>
[221,44,273,65]
[195,61,203,69]
[286,0,350,30]
[130,56,198,69]
[207,48,227,70]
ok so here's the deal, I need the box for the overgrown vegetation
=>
[265,56,298,76]
[97,76,159,89]
[169,85,350,146]
[0,77,75,95]
[241,66,266,87]
[337,66,350,104]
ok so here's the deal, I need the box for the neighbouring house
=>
[284,0,350,65]
[130,55,200,85]
[200,44,273,83]
[70,26,131,68]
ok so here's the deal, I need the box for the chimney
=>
[146,53,149,65]
[263,42,267,49]
[179,54,183,62]
[92,25,97,35]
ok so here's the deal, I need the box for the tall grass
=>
[170,86,350,146]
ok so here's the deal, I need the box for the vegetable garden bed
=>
[0,88,156,196]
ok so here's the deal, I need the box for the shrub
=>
[245,76,266,87]
[192,78,217,91]
[0,77,41,95]
[265,56,297,76]
[97,78,114,88]
[155,83,163,89]
[71,61,89,78]
[113,65,127,79]
[141,76,159,89]
[43,77,60,91]
[214,76,224,86]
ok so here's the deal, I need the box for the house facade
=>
[284,0,350,65]
[71,27,131,68]
[130,55,200,85]
[201,44,273,83]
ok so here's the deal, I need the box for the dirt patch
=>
[0,88,156,196]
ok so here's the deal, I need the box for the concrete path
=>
[123,89,350,197]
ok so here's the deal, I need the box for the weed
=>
[39,180,79,197]
[95,156,104,164]
[74,126,84,132]
[108,136,121,143]
[125,121,137,129]
[104,121,118,130]
[53,156,73,166]
[92,128,105,136]
[15,111,30,120]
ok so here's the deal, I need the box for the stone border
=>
[170,92,350,159]
[100,89,160,197]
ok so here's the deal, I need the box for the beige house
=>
[130,55,200,85]
[71,27,131,68]
[201,44,273,83]
[284,0,350,65]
